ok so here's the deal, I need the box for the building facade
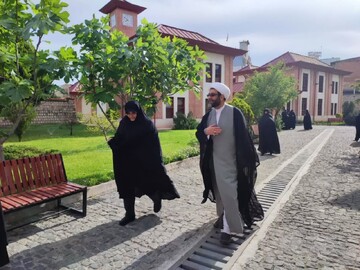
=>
[96,0,245,128]
[234,52,351,121]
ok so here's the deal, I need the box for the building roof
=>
[233,82,245,93]
[157,24,246,57]
[69,82,81,93]
[99,0,146,14]
[235,51,352,76]
[331,56,360,65]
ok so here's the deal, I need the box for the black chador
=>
[108,101,180,226]
[303,110,313,130]
[258,109,281,156]
[355,113,360,142]
[0,202,9,267]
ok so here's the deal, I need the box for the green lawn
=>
[4,124,198,186]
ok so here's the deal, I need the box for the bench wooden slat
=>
[4,161,17,195]
[10,160,24,193]
[0,197,23,208]
[40,156,51,186]
[23,158,36,189]
[30,157,42,188]
[45,155,57,185]
[54,154,67,184]
[17,159,29,191]
[0,199,14,211]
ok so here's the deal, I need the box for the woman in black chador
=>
[289,110,296,129]
[303,110,313,130]
[355,112,360,142]
[108,101,180,226]
[258,109,281,156]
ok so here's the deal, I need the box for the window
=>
[302,73,308,92]
[166,97,174,118]
[110,14,116,28]
[177,97,185,114]
[317,99,323,116]
[330,103,337,115]
[301,98,307,116]
[335,82,338,94]
[318,75,324,93]
[331,81,338,94]
[215,64,222,82]
[206,63,213,83]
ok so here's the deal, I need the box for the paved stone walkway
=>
[1,125,359,269]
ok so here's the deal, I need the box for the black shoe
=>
[213,216,223,229]
[220,232,231,245]
[119,215,135,226]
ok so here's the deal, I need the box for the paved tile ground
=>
[1,125,359,269]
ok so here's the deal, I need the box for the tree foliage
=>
[229,96,255,125]
[0,0,71,160]
[242,62,298,119]
[67,17,206,130]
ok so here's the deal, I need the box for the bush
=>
[4,145,58,160]
[173,112,198,130]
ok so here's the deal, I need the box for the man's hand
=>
[205,124,222,136]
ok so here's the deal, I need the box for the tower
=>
[99,0,146,37]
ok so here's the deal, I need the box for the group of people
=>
[281,109,297,130]
[110,83,264,246]
[111,82,360,246]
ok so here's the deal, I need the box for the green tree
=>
[0,0,71,160]
[67,17,206,130]
[242,62,298,120]
[229,96,255,125]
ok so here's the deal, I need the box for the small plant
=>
[173,112,198,130]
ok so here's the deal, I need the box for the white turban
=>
[209,82,231,100]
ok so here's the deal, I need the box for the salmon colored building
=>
[91,0,245,129]
[234,52,351,121]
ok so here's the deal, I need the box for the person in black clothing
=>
[0,202,9,267]
[355,112,360,142]
[303,110,313,130]
[258,108,281,156]
[289,110,296,129]
[281,109,289,130]
[108,101,180,226]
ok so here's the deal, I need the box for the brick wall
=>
[0,98,76,127]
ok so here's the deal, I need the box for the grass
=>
[3,124,198,186]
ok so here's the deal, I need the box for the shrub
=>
[173,112,198,130]
[4,145,58,160]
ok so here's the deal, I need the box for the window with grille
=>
[317,99,323,115]
[177,97,185,114]
[206,63,213,83]
[301,98,307,115]
[215,64,222,82]
[318,76,324,93]
[302,73,308,92]
[166,97,174,118]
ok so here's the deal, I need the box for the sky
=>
[43,0,360,68]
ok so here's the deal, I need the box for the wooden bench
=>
[327,118,343,125]
[0,153,87,228]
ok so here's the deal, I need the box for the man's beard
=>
[211,98,221,108]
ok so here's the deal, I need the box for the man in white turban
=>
[196,82,264,245]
